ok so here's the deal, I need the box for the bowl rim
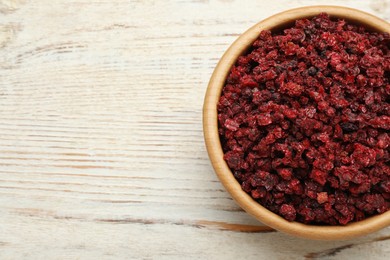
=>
[203,5,390,240]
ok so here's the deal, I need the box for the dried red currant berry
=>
[218,13,389,225]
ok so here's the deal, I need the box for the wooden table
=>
[0,0,389,259]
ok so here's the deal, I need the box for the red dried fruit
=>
[280,82,304,97]
[310,169,328,186]
[257,114,273,126]
[218,13,389,225]
[277,168,293,180]
[280,204,297,221]
[224,118,240,131]
[317,192,328,204]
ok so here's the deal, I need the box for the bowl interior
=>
[203,5,390,240]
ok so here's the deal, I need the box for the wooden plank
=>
[0,0,389,258]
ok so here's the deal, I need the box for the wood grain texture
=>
[0,0,389,259]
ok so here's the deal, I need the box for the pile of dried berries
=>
[218,13,389,225]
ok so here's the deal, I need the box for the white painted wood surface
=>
[0,0,389,259]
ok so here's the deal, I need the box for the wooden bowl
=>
[203,6,390,240]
